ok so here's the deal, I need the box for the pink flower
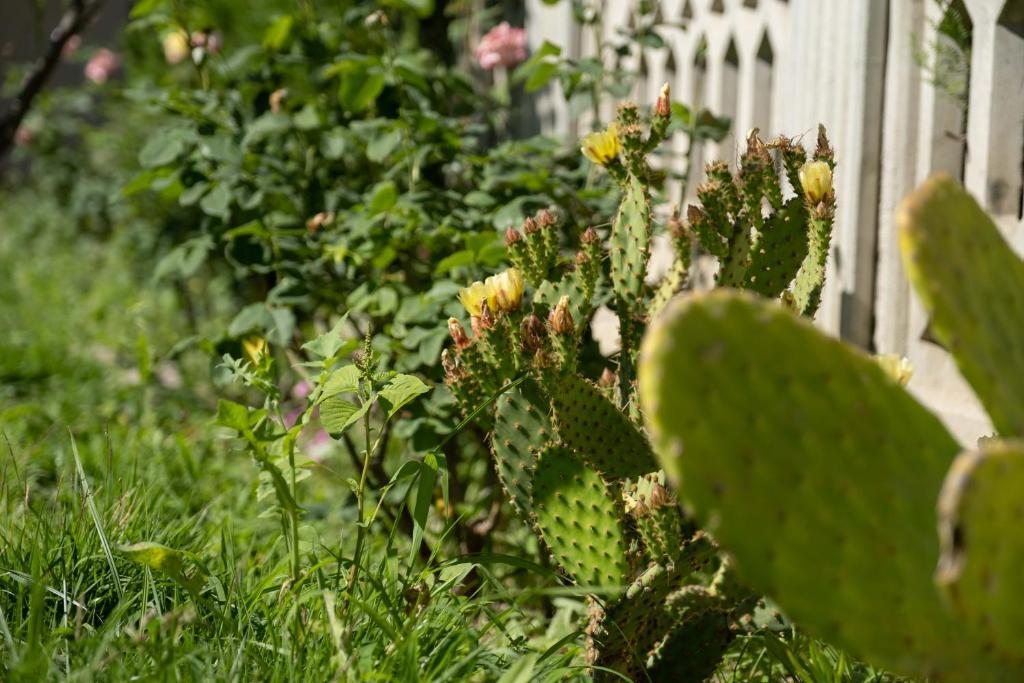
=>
[62,34,81,60]
[84,48,120,84]
[475,22,527,70]
[191,30,223,55]
[291,380,312,400]
[14,126,33,147]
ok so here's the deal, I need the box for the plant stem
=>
[346,397,374,607]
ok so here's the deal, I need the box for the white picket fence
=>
[526,0,1024,443]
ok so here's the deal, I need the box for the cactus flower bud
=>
[648,481,672,508]
[487,268,525,311]
[598,367,617,387]
[574,251,589,267]
[654,82,671,119]
[522,216,539,235]
[536,208,556,228]
[448,317,471,349]
[548,296,574,335]
[799,160,833,203]
[521,314,547,354]
[479,302,496,330]
[581,226,599,244]
[580,123,622,167]
[505,227,522,246]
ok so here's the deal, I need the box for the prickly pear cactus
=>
[937,439,1024,663]
[637,175,1024,681]
[442,81,843,679]
[898,173,1024,436]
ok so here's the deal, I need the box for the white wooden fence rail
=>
[526,0,1024,444]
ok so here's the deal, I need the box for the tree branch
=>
[0,0,105,160]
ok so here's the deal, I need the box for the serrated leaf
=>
[321,396,369,434]
[378,374,430,418]
[216,399,251,432]
[301,315,353,359]
[317,365,361,404]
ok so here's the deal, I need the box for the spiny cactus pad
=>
[609,174,651,308]
[937,439,1024,662]
[545,373,657,478]
[491,379,554,523]
[744,200,808,298]
[637,290,1011,680]
[531,446,627,591]
[898,174,1024,436]
[589,565,729,682]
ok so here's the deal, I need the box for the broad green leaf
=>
[301,315,352,359]
[366,129,402,163]
[138,128,192,168]
[263,15,294,50]
[378,374,430,418]
[321,396,369,434]
[216,399,251,432]
[317,365,361,404]
[367,180,398,214]
[199,183,232,221]
[118,542,204,593]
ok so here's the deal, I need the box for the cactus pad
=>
[898,174,1024,436]
[588,565,732,682]
[637,290,1007,680]
[937,439,1024,663]
[491,379,553,523]
[531,446,628,591]
[545,372,657,478]
[609,174,651,308]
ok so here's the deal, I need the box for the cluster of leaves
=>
[123,1,616,385]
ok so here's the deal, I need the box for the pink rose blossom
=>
[84,48,120,84]
[475,22,527,70]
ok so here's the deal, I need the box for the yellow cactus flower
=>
[489,268,525,311]
[875,354,913,387]
[458,280,491,317]
[581,123,621,166]
[799,160,833,203]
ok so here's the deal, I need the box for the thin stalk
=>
[345,397,375,608]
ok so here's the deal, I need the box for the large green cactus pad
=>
[531,446,627,591]
[546,373,657,478]
[937,439,1024,662]
[898,174,1024,436]
[637,290,1010,680]
[491,379,553,523]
